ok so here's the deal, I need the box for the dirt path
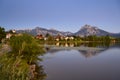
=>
[0,44,11,55]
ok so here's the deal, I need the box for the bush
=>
[9,34,45,56]
[0,34,46,80]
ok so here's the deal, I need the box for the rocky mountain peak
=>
[75,25,109,37]
[81,24,92,29]
[81,24,98,30]
[16,25,120,37]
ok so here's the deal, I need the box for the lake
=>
[0,42,120,80]
[41,42,120,80]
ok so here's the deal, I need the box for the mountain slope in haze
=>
[17,27,73,36]
[74,24,120,37]
[74,24,109,37]
[16,25,120,37]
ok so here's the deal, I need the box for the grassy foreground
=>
[0,34,46,80]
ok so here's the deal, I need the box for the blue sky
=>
[0,0,120,33]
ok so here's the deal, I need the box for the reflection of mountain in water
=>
[46,47,107,58]
[78,43,120,58]
[46,43,120,58]
[108,43,120,48]
[78,49,106,58]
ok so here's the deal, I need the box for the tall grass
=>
[0,34,46,80]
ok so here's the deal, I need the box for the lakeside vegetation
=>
[0,26,120,44]
[0,27,120,80]
[0,26,120,52]
[0,33,46,80]
[36,34,120,47]
[35,32,120,43]
[0,27,6,43]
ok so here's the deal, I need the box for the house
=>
[12,30,16,33]
[36,34,44,39]
[55,34,63,41]
[6,30,16,39]
[65,37,69,41]
[69,36,74,40]
[6,33,12,39]
[64,36,74,41]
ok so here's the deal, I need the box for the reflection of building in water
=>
[65,43,69,47]
[70,43,74,47]
[55,43,75,47]
[56,42,60,46]
[46,43,120,58]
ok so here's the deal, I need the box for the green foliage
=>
[0,27,6,42]
[0,33,46,80]
[0,54,29,80]
[0,52,46,80]
[9,34,44,55]
[9,33,45,64]
[45,33,50,37]
[116,38,120,42]
[8,30,14,34]
[77,35,111,42]
[47,35,54,41]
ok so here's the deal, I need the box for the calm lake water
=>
[41,43,120,80]
[0,42,120,80]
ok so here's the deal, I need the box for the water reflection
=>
[78,49,105,58]
[0,51,46,80]
[47,48,106,58]
[47,42,120,58]
[0,42,120,80]
[54,42,114,47]
[42,43,120,80]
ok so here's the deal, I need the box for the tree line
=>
[0,26,120,43]
[0,26,6,42]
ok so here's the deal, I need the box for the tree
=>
[45,33,50,37]
[105,35,110,42]
[0,27,6,42]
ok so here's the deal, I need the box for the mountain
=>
[16,25,120,37]
[74,24,120,37]
[17,27,73,36]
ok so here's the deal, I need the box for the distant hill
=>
[17,27,73,36]
[16,25,120,37]
[74,24,120,37]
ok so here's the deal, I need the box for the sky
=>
[0,0,120,33]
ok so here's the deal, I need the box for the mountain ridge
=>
[16,25,120,37]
